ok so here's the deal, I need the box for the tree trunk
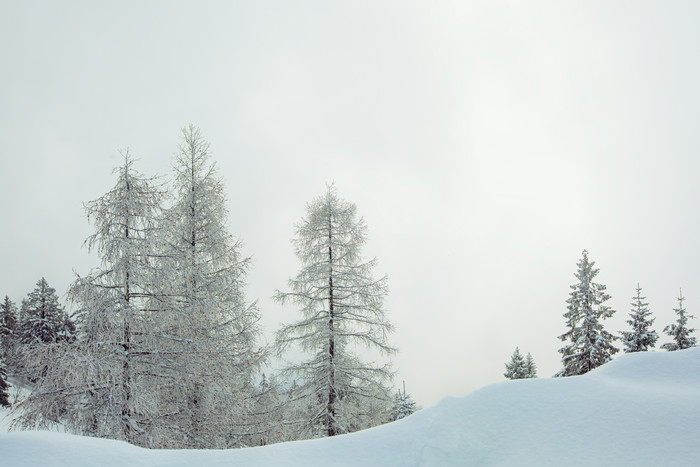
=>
[326,210,337,437]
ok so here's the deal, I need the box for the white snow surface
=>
[2,348,700,466]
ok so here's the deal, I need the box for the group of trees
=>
[554,249,696,377]
[0,279,76,404]
[503,347,537,380]
[505,249,697,380]
[0,125,416,449]
[1,281,75,349]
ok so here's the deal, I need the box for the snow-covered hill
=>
[2,348,699,466]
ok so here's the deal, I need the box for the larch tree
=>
[154,124,263,448]
[620,283,658,353]
[504,347,527,380]
[275,183,395,439]
[661,290,697,351]
[15,152,164,446]
[556,250,618,377]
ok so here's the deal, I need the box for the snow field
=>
[2,348,699,466]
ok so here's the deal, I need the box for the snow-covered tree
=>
[18,278,74,345]
[245,373,289,446]
[391,382,418,421]
[0,355,10,408]
[15,152,164,445]
[0,296,12,406]
[154,125,264,448]
[556,250,618,377]
[0,296,18,362]
[661,290,697,351]
[620,283,658,353]
[0,296,18,338]
[275,183,395,438]
[504,347,528,379]
[524,352,537,378]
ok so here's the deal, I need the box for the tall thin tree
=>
[15,152,163,445]
[155,124,263,448]
[275,183,395,438]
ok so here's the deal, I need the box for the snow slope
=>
[2,348,699,466]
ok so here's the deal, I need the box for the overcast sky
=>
[2,1,700,408]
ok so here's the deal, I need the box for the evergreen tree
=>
[155,125,264,448]
[556,250,618,377]
[0,296,18,337]
[0,296,18,362]
[0,355,10,408]
[391,382,418,421]
[504,347,528,379]
[275,183,395,439]
[620,283,658,353]
[0,296,12,403]
[18,278,74,344]
[524,352,537,378]
[661,290,697,351]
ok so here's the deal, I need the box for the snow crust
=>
[2,348,700,466]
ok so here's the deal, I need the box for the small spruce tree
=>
[524,352,537,378]
[0,356,10,407]
[0,296,18,361]
[661,290,697,351]
[620,283,658,353]
[504,347,528,379]
[0,296,18,338]
[391,382,418,421]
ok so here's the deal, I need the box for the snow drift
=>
[3,348,700,466]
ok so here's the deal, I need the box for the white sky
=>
[2,0,700,408]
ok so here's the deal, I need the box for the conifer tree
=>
[0,355,10,408]
[504,347,528,379]
[246,373,288,446]
[391,382,418,421]
[620,283,658,353]
[155,125,264,448]
[524,352,537,378]
[556,250,618,377]
[0,296,18,338]
[15,152,163,445]
[0,296,18,362]
[661,290,697,351]
[275,183,395,438]
[18,278,74,344]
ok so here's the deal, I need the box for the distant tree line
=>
[0,125,417,449]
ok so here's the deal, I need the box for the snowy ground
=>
[2,348,699,466]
